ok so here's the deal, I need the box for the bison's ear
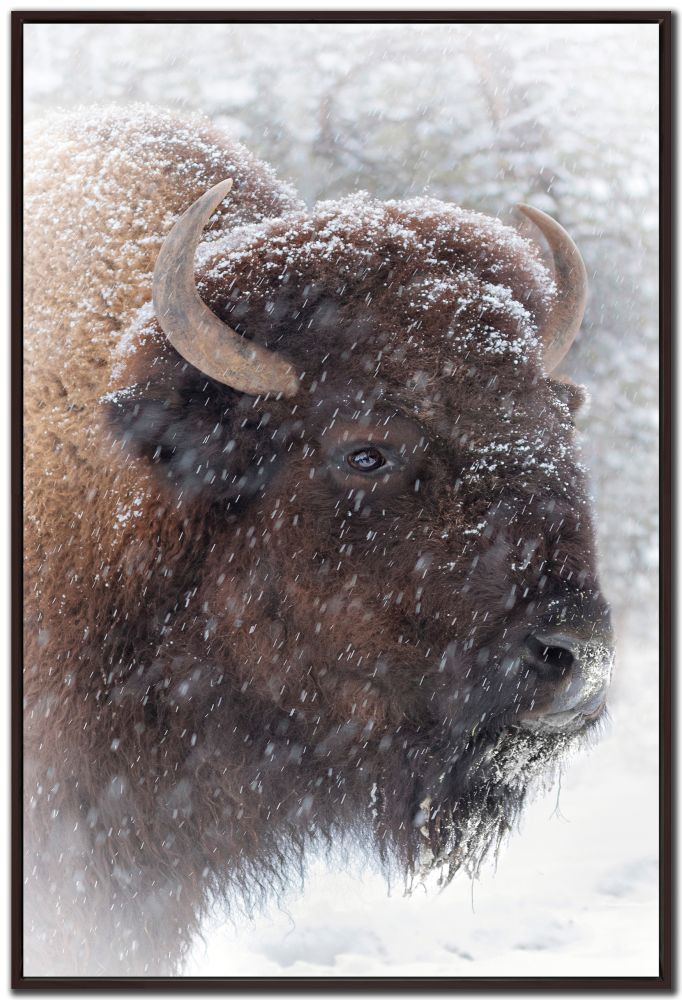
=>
[104,361,285,503]
[550,376,588,416]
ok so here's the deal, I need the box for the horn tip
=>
[285,376,300,398]
[514,202,539,222]
[213,177,234,199]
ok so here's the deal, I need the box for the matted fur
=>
[24,106,608,975]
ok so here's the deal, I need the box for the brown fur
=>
[23,107,608,975]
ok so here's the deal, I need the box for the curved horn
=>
[516,204,588,372]
[153,179,299,397]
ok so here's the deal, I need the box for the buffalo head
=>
[106,181,613,881]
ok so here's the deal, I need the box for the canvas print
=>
[19,15,664,983]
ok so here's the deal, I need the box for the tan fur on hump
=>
[24,104,301,407]
[23,106,301,687]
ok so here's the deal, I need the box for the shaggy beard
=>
[367,719,603,892]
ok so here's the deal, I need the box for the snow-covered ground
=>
[186,637,658,978]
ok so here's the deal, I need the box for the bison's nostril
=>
[517,626,613,732]
[524,633,575,675]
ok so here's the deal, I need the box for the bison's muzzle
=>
[517,593,614,732]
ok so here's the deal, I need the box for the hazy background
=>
[24,20,660,978]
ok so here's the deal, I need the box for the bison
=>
[23,106,613,976]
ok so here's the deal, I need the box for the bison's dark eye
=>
[346,447,386,472]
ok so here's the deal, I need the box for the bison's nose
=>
[518,628,614,732]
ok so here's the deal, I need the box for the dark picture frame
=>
[12,9,673,990]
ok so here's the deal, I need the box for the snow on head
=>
[199,191,555,385]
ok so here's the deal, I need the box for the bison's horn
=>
[153,179,299,397]
[516,204,588,372]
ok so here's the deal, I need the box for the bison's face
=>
[108,190,613,876]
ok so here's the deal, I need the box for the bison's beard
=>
[361,720,600,891]
[191,706,604,914]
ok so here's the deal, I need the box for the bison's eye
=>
[346,447,386,472]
